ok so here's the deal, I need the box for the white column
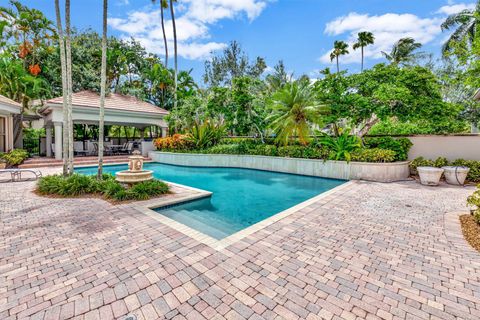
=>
[46,126,52,157]
[54,122,62,160]
[161,127,167,138]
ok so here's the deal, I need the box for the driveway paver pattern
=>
[1,168,479,320]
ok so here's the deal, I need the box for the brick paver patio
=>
[1,168,479,320]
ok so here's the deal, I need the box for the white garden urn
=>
[442,166,470,185]
[417,166,444,186]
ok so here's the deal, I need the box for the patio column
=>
[161,127,167,138]
[54,121,62,160]
[46,126,52,157]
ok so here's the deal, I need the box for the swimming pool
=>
[76,163,345,239]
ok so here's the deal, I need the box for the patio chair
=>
[117,142,129,154]
[0,168,42,183]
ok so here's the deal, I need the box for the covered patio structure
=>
[40,91,168,160]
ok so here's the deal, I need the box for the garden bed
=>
[36,174,170,203]
[149,151,410,182]
[460,214,480,253]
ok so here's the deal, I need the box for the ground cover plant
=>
[37,173,169,202]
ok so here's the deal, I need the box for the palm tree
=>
[54,0,69,176]
[65,0,74,174]
[97,0,108,179]
[330,40,349,73]
[353,31,374,71]
[267,81,327,145]
[441,1,480,54]
[381,37,422,66]
[152,0,168,67]
[169,0,177,109]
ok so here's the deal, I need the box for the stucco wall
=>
[407,135,480,161]
[149,151,410,182]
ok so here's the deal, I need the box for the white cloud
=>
[319,12,442,65]
[109,0,270,60]
[436,2,476,15]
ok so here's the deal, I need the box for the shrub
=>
[350,148,396,163]
[0,149,29,166]
[154,134,191,151]
[451,159,480,182]
[467,186,480,224]
[364,137,412,161]
[37,174,169,201]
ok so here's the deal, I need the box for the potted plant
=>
[0,157,6,169]
[417,166,444,186]
[442,166,470,185]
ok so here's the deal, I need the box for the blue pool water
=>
[76,163,345,239]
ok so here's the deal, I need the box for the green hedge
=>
[37,174,169,201]
[156,143,402,163]
[351,148,396,163]
[363,137,412,161]
[409,157,480,182]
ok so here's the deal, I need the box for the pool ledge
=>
[134,180,357,251]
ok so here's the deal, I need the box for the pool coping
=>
[134,179,357,251]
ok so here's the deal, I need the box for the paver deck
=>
[1,167,479,320]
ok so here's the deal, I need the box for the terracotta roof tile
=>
[0,94,21,109]
[46,90,168,115]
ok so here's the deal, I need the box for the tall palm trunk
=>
[65,0,74,174]
[336,56,339,73]
[169,0,177,109]
[54,0,69,176]
[160,1,168,67]
[361,46,364,72]
[98,0,108,179]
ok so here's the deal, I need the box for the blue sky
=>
[3,0,477,82]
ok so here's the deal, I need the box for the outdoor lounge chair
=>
[0,168,42,182]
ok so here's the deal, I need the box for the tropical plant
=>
[320,131,361,162]
[267,81,327,145]
[97,0,108,178]
[353,31,375,71]
[185,120,226,149]
[441,1,480,54]
[0,149,28,166]
[381,37,423,66]
[330,40,349,73]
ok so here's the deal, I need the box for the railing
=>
[23,137,43,156]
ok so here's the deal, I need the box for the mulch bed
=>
[460,214,480,253]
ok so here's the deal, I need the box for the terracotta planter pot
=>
[417,166,444,186]
[0,162,6,169]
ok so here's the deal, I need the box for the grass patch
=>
[37,173,169,202]
[460,214,480,253]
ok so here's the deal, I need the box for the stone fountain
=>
[115,150,153,184]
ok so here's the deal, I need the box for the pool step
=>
[159,208,235,239]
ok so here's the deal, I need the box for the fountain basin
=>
[116,170,153,184]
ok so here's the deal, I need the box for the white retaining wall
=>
[149,152,410,182]
[407,135,480,161]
